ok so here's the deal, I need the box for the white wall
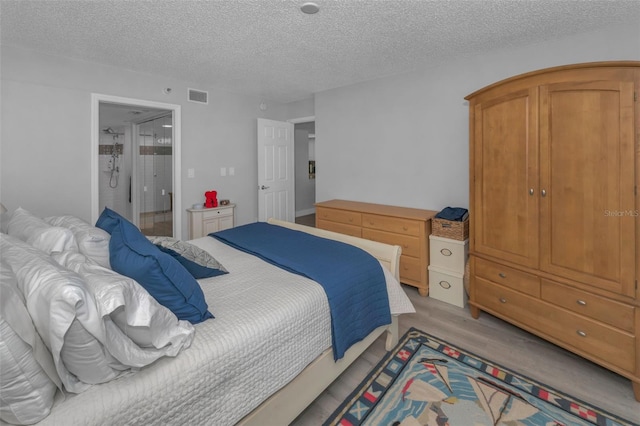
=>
[315,24,640,211]
[0,45,283,237]
[2,23,638,233]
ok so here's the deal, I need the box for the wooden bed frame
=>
[238,218,403,425]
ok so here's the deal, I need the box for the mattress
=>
[33,236,413,426]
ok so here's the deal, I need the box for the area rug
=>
[324,328,638,426]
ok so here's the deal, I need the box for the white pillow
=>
[0,319,58,425]
[54,251,195,363]
[0,209,12,234]
[45,215,111,269]
[7,207,76,254]
[0,262,62,425]
[0,233,126,393]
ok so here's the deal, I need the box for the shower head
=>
[103,127,115,134]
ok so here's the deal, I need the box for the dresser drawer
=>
[363,228,421,258]
[316,207,361,226]
[541,279,635,333]
[475,257,539,297]
[429,235,468,273]
[400,255,422,283]
[362,214,421,236]
[317,219,361,238]
[476,278,635,373]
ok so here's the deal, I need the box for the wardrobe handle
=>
[541,189,547,197]
[498,272,506,278]
[529,188,534,195]
[576,299,587,306]
[576,330,587,337]
[499,297,507,303]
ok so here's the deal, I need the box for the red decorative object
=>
[204,191,218,208]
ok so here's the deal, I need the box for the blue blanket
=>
[211,222,391,360]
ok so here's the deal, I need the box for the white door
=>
[257,118,295,222]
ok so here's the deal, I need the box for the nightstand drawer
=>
[363,228,421,257]
[475,257,539,297]
[362,214,421,236]
[316,207,361,226]
[429,235,468,273]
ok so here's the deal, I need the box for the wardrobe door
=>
[539,80,636,297]
[471,88,539,268]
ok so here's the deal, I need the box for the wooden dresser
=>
[315,200,437,296]
[466,62,640,400]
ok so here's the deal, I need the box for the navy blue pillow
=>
[96,208,213,323]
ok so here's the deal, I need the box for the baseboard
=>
[295,208,315,217]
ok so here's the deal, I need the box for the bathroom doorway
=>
[91,94,182,239]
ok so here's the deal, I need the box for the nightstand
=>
[187,204,235,239]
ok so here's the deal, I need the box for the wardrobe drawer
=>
[476,278,635,373]
[475,277,543,330]
[475,258,539,297]
[316,207,361,226]
[316,219,361,238]
[400,255,422,283]
[541,279,635,333]
[538,303,635,373]
[429,235,468,273]
[362,214,421,236]
[363,228,421,258]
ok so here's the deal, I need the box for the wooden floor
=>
[291,286,640,425]
[295,213,316,227]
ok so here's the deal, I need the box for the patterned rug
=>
[324,328,638,426]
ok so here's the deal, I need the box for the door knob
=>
[260,185,270,190]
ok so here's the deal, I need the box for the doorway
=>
[291,116,315,224]
[91,94,182,239]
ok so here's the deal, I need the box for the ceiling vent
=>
[188,88,208,104]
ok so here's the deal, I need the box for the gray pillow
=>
[147,236,228,279]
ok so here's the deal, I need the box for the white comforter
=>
[35,236,414,426]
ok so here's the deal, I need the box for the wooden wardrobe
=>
[466,62,640,401]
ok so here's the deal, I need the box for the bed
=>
[0,209,413,426]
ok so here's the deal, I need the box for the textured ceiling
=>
[2,0,639,103]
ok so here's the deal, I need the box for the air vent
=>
[188,88,208,104]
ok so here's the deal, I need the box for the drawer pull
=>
[440,248,452,256]
[348,218,353,222]
[439,281,451,289]
[499,297,507,303]
[498,272,506,278]
[576,299,587,306]
[403,226,408,231]
[576,330,587,337]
